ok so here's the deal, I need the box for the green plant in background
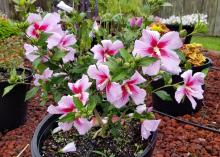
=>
[0,13,19,40]
[12,0,37,20]
[0,36,24,81]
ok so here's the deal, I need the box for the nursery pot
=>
[152,57,212,117]
[0,68,32,131]
[166,24,195,44]
[31,114,158,157]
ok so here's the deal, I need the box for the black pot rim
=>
[31,114,158,157]
[181,57,212,71]
[0,68,32,83]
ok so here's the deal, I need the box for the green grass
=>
[191,36,220,51]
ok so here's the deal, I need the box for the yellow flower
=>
[180,43,206,66]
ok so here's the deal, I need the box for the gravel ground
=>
[0,52,219,157]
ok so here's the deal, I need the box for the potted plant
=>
[0,35,32,131]
[25,8,206,156]
[155,14,208,44]
[151,43,212,116]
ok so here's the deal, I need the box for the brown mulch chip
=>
[0,52,220,157]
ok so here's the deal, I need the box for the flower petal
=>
[91,44,104,62]
[112,86,129,108]
[61,142,76,153]
[62,48,75,63]
[136,104,147,114]
[141,120,160,140]
[27,13,42,24]
[130,85,146,105]
[106,82,122,103]
[158,31,183,50]
[129,71,146,85]
[175,86,185,103]
[73,118,92,135]
[186,94,197,109]
[142,60,161,76]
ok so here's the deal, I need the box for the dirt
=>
[41,120,151,157]
[0,52,219,157]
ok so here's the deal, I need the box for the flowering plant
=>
[24,11,206,155]
[157,14,208,26]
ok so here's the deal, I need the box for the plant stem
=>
[152,81,183,93]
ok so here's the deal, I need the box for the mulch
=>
[0,52,219,157]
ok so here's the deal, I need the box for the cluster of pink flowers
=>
[24,13,206,153]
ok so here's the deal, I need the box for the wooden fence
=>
[0,0,220,36]
[157,0,220,36]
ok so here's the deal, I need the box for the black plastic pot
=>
[152,57,212,117]
[31,114,158,157]
[0,68,32,131]
[166,24,195,44]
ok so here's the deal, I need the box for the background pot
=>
[166,24,195,44]
[31,114,158,157]
[0,68,32,131]
[152,57,212,116]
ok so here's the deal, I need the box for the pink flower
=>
[33,68,53,86]
[73,118,93,135]
[24,43,39,62]
[47,31,76,50]
[141,120,160,140]
[87,64,122,103]
[175,70,205,109]
[129,17,143,28]
[26,13,61,38]
[91,40,124,62]
[133,30,183,75]
[56,118,92,134]
[47,95,76,114]
[61,142,76,153]
[113,71,146,108]
[47,31,77,63]
[136,104,147,114]
[68,75,92,105]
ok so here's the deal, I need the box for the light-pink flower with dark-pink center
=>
[129,17,143,28]
[47,31,77,63]
[24,43,39,62]
[47,95,76,115]
[141,119,160,140]
[33,68,53,86]
[133,30,183,75]
[113,71,146,108]
[91,40,124,62]
[87,64,122,104]
[26,13,61,38]
[68,75,92,105]
[175,70,205,109]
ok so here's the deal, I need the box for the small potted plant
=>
[0,35,32,131]
[150,42,212,116]
[24,11,207,156]
[156,14,208,44]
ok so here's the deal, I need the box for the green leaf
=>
[52,51,66,61]
[3,84,16,96]
[25,86,39,101]
[176,50,186,62]
[162,73,172,85]
[58,112,75,123]
[201,68,209,76]
[87,96,98,112]
[111,70,127,82]
[91,151,108,157]
[73,96,84,111]
[138,57,157,66]
[119,49,132,62]
[155,90,172,101]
